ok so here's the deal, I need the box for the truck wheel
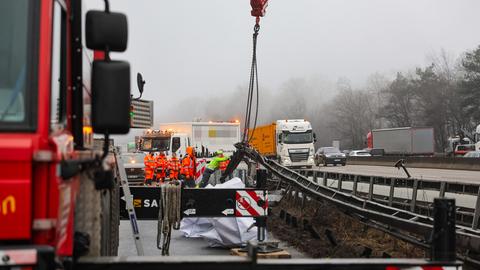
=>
[75,172,102,256]
[100,175,120,256]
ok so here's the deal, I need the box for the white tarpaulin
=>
[179,178,260,247]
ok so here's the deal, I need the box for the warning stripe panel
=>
[246,190,268,210]
[386,266,458,270]
[236,192,260,216]
[235,190,268,217]
[243,190,267,215]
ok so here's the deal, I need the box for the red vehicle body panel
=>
[366,131,373,149]
[0,0,78,257]
[0,138,33,239]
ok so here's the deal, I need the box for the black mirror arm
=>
[101,0,112,61]
[101,132,110,160]
[104,0,110,13]
[133,92,143,100]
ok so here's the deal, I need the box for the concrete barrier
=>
[347,156,480,171]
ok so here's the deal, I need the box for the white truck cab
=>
[138,122,241,159]
[275,119,316,168]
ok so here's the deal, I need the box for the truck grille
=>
[289,152,309,162]
[126,167,144,175]
[124,167,144,186]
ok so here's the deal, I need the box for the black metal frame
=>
[120,187,268,220]
[58,2,68,124]
[77,255,461,270]
[71,0,83,149]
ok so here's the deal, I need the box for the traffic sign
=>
[130,99,153,128]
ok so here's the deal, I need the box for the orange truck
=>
[249,123,277,156]
[249,120,316,168]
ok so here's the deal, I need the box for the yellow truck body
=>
[248,123,277,156]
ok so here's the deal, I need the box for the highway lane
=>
[317,164,480,184]
[307,164,479,209]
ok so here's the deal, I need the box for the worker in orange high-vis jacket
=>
[219,159,229,172]
[155,151,168,183]
[180,155,191,180]
[181,147,196,187]
[144,152,156,186]
[219,158,233,180]
[168,152,181,180]
[186,147,196,179]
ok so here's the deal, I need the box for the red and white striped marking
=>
[0,249,37,266]
[386,266,460,270]
[235,190,268,217]
[195,159,207,184]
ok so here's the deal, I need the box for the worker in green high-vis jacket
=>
[199,150,229,188]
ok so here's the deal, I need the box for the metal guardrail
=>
[295,169,480,230]
[246,156,480,254]
[347,156,480,171]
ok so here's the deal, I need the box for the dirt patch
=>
[268,192,425,259]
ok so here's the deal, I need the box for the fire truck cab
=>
[0,0,130,266]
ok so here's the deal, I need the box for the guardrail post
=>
[472,187,480,230]
[439,182,446,198]
[388,178,395,207]
[337,174,343,191]
[323,172,327,186]
[352,175,358,196]
[410,179,419,212]
[431,198,456,262]
[368,176,374,200]
[256,169,267,189]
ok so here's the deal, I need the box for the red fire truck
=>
[0,0,130,266]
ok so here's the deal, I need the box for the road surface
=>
[119,220,306,257]
[318,164,480,184]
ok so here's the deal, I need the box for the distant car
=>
[349,150,371,157]
[464,151,480,158]
[122,152,146,185]
[365,148,385,156]
[315,147,346,166]
[454,144,475,157]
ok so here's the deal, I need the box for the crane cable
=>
[242,23,261,144]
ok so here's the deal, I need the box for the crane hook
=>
[250,0,268,25]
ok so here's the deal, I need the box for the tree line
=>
[171,46,480,152]
[325,46,480,151]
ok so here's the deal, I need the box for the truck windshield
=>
[141,138,170,152]
[282,131,313,144]
[0,0,33,130]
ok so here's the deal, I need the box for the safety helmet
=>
[216,150,224,155]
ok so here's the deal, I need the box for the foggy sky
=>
[85,0,480,143]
